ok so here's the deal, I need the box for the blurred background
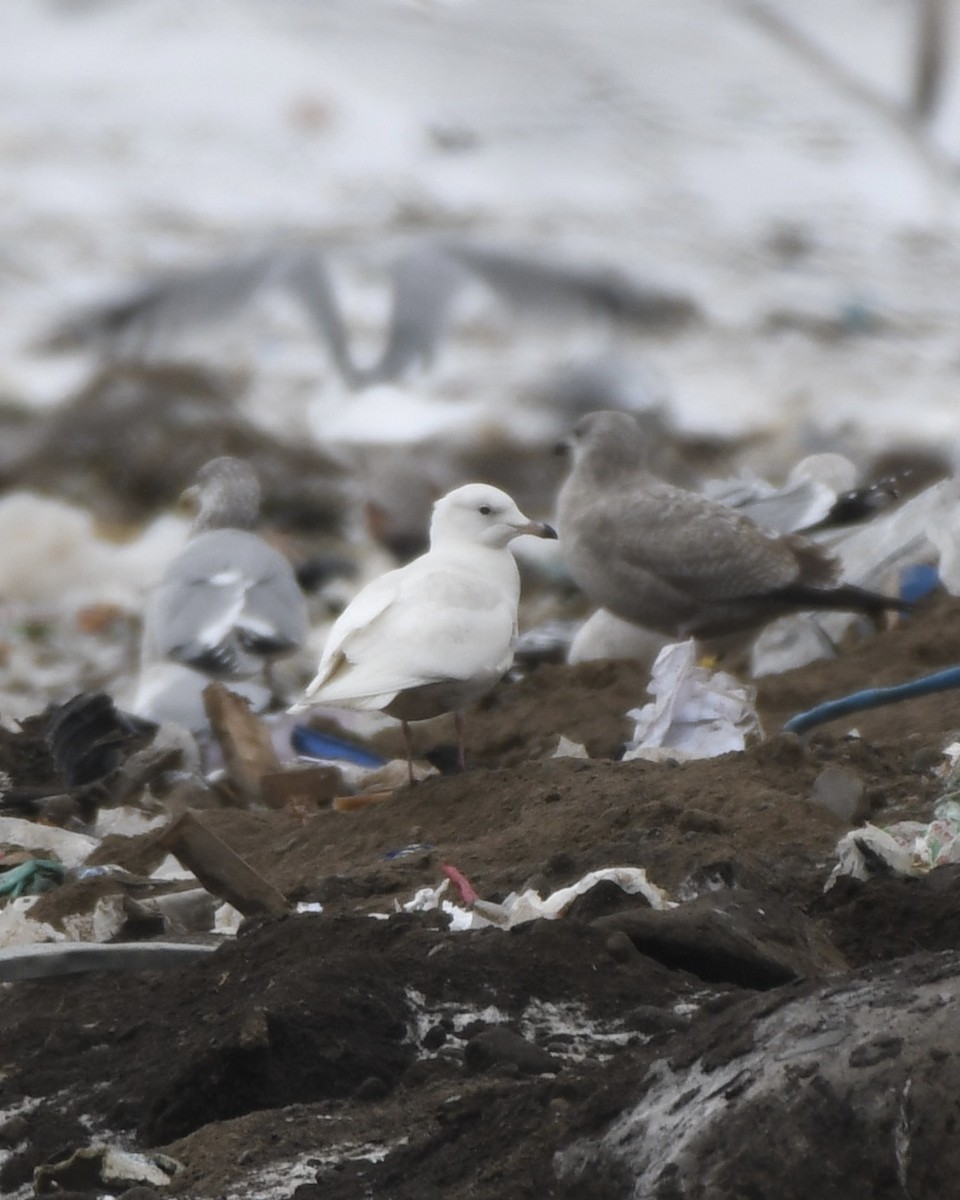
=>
[3,0,960,457]
[0,0,958,716]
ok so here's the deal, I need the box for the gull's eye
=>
[478,504,492,516]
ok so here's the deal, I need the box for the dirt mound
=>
[2,597,960,1198]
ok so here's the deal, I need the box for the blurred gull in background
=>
[132,456,308,729]
[41,239,697,388]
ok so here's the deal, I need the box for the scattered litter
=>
[827,743,960,888]
[567,608,670,668]
[440,862,479,906]
[91,804,170,839]
[0,818,98,868]
[204,682,282,805]
[152,887,217,933]
[333,789,397,812]
[329,757,438,801]
[0,939,217,981]
[383,843,435,861]
[825,821,956,889]
[752,475,960,677]
[129,658,271,733]
[622,640,760,761]
[809,765,866,824]
[899,563,941,604]
[291,724,386,768]
[214,901,246,936]
[553,735,589,759]
[33,1143,182,1193]
[0,891,128,948]
[158,810,290,918]
[404,866,673,931]
[0,858,64,898]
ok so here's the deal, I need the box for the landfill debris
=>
[203,682,282,805]
[826,811,960,889]
[784,665,960,736]
[0,857,64,897]
[404,866,673,931]
[0,817,98,868]
[259,762,342,811]
[0,692,191,831]
[622,640,761,762]
[130,658,272,733]
[0,889,128,948]
[567,608,671,668]
[440,862,479,905]
[751,475,960,677]
[291,723,387,768]
[33,1144,182,1193]
[809,765,867,824]
[826,823,934,888]
[899,562,941,603]
[0,492,183,612]
[158,809,290,917]
[703,453,858,534]
[328,757,439,806]
[552,735,590,759]
[292,719,437,801]
[91,803,170,839]
[826,744,960,887]
[0,939,217,982]
[383,843,435,861]
[46,690,153,786]
[151,887,217,933]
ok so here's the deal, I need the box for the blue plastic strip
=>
[783,665,960,736]
[290,725,386,768]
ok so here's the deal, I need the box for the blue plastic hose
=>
[783,665,960,736]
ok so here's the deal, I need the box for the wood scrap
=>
[157,811,289,917]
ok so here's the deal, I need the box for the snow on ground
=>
[1,0,960,448]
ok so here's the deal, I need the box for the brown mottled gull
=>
[292,483,557,782]
[143,456,308,683]
[556,411,903,641]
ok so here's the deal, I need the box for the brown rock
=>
[810,765,867,823]
[594,889,848,987]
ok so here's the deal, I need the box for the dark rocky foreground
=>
[3,593,960,1199]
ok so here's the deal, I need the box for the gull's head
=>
[185,456,261,533]
[430,484,557,549]
[557,409,645,476]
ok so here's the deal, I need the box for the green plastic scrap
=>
[0,859,66,898]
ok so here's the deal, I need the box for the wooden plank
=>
[157,811,289,917]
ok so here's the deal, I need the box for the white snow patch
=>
[224,1139,408,1200]
[404,987,635,1064]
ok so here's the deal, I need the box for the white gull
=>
[292,483,556,783]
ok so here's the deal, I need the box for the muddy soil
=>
[3,593,960,1199]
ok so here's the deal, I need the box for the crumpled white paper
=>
[402,866,674,931]
[622,640,760,762]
